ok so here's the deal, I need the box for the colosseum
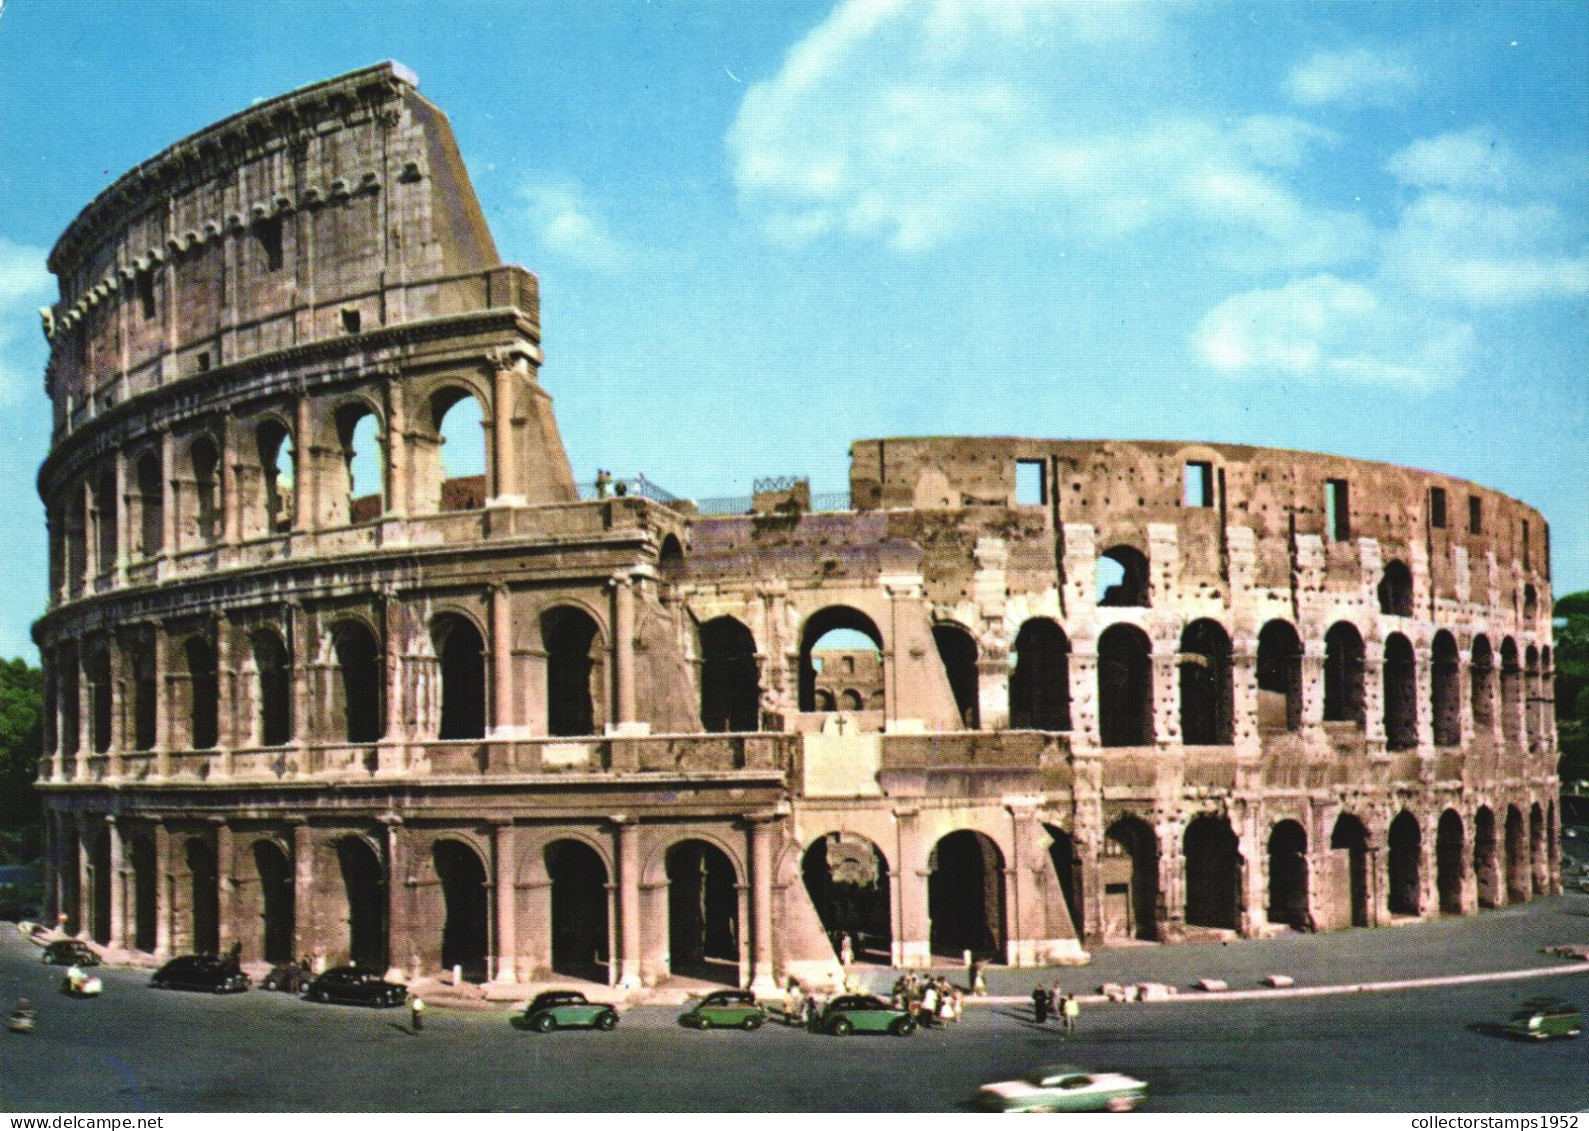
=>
[34,63,1560,993]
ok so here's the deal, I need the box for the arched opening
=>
[1473,806,1501,908]
[840,689,864,710]
[1266,820,1309,930]
[89,826,112,945]
[928,831,1006,960]
[185,838,220,955]
[543,606,601,737]
[1096,545,1150,607]
[336,836,386,970]
[66,489,89,594]
[1323,622,1365,725]
[1179,619,1233,745]
[802,833,891,964]
[333,621,383,744]
[1524,646,1540,746]
[932,624,980,728]
[1431,631,1460,746]
[698,616,758,733]
[252,840,295,964]
[130,836,157,952]
[1504,805,1527,903]
[1256,620,1303,733]
[1098,623,1153,747]
[1470,635,1495,731]
[185,637,219,751]
[253,630,292,747]
[130,643,157,752]
[58,826,82,935]
[1383,633,1417,751]
[1523,583,1538,622]
[337,405,385,525]
[190,436,223,544]
[85,647,112,754]
[135,452,163,559]
[1184,816,1241,931]
[1044,824,1083,939]
[658,535,686,580]
[433,840,489,983]
[1529,803,1546,897]
[1436,810,1464,916]
[1387,811,1421,917]
[94,465,117,577]
[435,390,487,513]
[547,840,610,982]
[799,608,883,714]
[1009,619,1071,731]
[1378,560,1413,617]
[665,839,739,984]
[255,423,293,536]
[433,615,486,740]
[1499,638,1521,744]
[814,689,836,711]
[1330,815,1371,928]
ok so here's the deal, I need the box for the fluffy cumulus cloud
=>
[1384,128,1512,193]
[1285,47,1419,108]
[0,239,54,403]
[515,182,631,273]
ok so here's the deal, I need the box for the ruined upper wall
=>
[40,62,518,423]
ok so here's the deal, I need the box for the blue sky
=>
[0,0,1584,663]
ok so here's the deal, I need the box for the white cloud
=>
[0,239,54,403]
[1385,129,1512,193]
[515,182,631,273]
[1194,274,1474,385]
[1285,47,1419,108]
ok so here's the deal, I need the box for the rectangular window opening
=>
[1325,479,1350,541]
[1468,495,1482,534]
[136,270,156,321]
[256,217,284,272]
[1015,460,1046,506]
[340,308,361,335]
[195,351,211,373]
[1429,486,1447,529]
[1183,461,1213,508]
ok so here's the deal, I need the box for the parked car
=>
[41,940,99,967]
[521,990,618,1032]
[150,954,250,994]
[303,966,407,1008]
[818,994,917,1036]
[680,989,766,1030]
[1502,999,1583,1040]
[976,1065,1149,1112]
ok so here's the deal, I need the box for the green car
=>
[681,989,767,1030]
[818,994,917,1036]
[522,990,619,1033]
[1502,999,1582,1040]
[977,1065,1148,1112]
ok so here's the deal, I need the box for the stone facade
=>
[35,65,1560,991]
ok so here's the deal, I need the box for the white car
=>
[977,1065,1148,1113]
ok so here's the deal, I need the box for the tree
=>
[1556,592,1589,783]
[0,658,43,862]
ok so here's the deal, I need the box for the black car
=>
[150,954,250,993]
[304,966,408,1008]
[41,940,100,967]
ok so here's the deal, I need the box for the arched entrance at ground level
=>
[336,836,386,970]
[1044,825,1083,940]
[698,617,759,733]
[58,828,81,936]
[89,826,112,946]
[434,840,489,982]
[1266,821,1308,930]
[1436,810,1464,916]
[1388,811,1421,917]
[1184,816,1241,931]
[802,833,891,964]
[130,836,157,952]
[1504,806,1527,903]
[252,840,295,964]
[1102,817,1157,941]
[666,840,739,984]
[547,840,610,982]
[185,838,220,955]
[932,625,979,729]
[1530,804,1546,897]
[1329,816,1371,928]
[1473,807,1501,908]
[929,831,1006,960]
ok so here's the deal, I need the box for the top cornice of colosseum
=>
[47,61,419,278]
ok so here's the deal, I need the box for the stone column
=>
[383,818,405,977]
[153,822,172,959]
[385,380,408,520]
[292,821,314,962]
[1362,640,1387,751]
[293,394,311,533]
[106,816,125,950]
[113,449,129,584]
[893,807,930,967]
[491,584,516,738]
[105,634,125,778]
[221,414,240,547]
[1300,640,1326,730]
[1151,636,1179,748]
[287,602,308,759]
[610,577,645,735]
[489,360,521,505]
[1413,643,1434,754]
[161,429,178,566]
[614,818,643,989]
[747,815,778,994]
[493,822,518,983]
[214,821,234,949]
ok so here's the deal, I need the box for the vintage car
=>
[977,1065,1149,1112]
[150,954,250,994]
[1501,999,1583,1040]
[41,940,100,967]
[818,994,917,1036]
[303,966,408,1008]
[680,989,766,1030]
[522,990,619,1032]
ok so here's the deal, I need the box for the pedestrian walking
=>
[971,958,988,997]
[920,981,939,1029]
[839,932,854,966]
[410,994,426,1032]
[1061,992,1080,1037]
[1031,985,1049,1024]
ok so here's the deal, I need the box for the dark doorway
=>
[932,625,980,729]
[928,831,1006,960]
[1098,623,1153,747]
[253,840,295,964]
[1179,619,1233,744]
[336,836,386,970]
[185,637,219,750]
[1256,620,1303,733]
[1378,560,1413,617]
[1473,806,1500,908]
[434,840,489,982]
[666,840,739,983]
[131,645,158,751]
[1388,810,1421,916]
[1184,816,1241,931]
[1103,817,1158,941]
[86,648,112,754]
[1431,632,1460,746]
[1504,806,1527,903]
[334,622,383,744]
[1266,821,1308,930]
[1529,803,1546,897]
[699,617,759,733]
[1044,824,1083,939]
[802,833,892,964]
[544,607,600,737]
[130,836,157,952]
[89,826,112,945]
[435,615,486,740]
[1009,619,1070,730]
[1470,636,1495,731]
[1323,621,1365,725]
[1436,810,1464,916]
[1330,815,1371,928]
[547,840,610,982]
[1383,633,1417,751]
[253,630,292,747]
[185,838,220,955]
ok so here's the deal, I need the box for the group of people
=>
[889,973,965,1028]
[1031,982,1080,1035]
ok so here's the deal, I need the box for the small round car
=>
[303,966,407,1008]
[977,1065,1149,1113]
[1501,999,1583,1040]
[680,989,767,1031]
[150,954,250,994]
[41,940,99,967]
[521,990,618,1033]
[818,994,917,1037]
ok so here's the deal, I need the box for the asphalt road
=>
[0,924,1585,1112]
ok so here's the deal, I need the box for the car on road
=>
[976,1065,1149,1112]
[818,994,917,1037]
[521,990,618,1032]
[41,940,99,967]
[303,966,407,1008]
[1502,999,1583,1040]
[150,954,250,994]
[680,989,766,1030]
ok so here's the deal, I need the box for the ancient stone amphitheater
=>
[35,64,1559,990]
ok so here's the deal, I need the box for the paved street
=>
[2,895,1587,1112]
